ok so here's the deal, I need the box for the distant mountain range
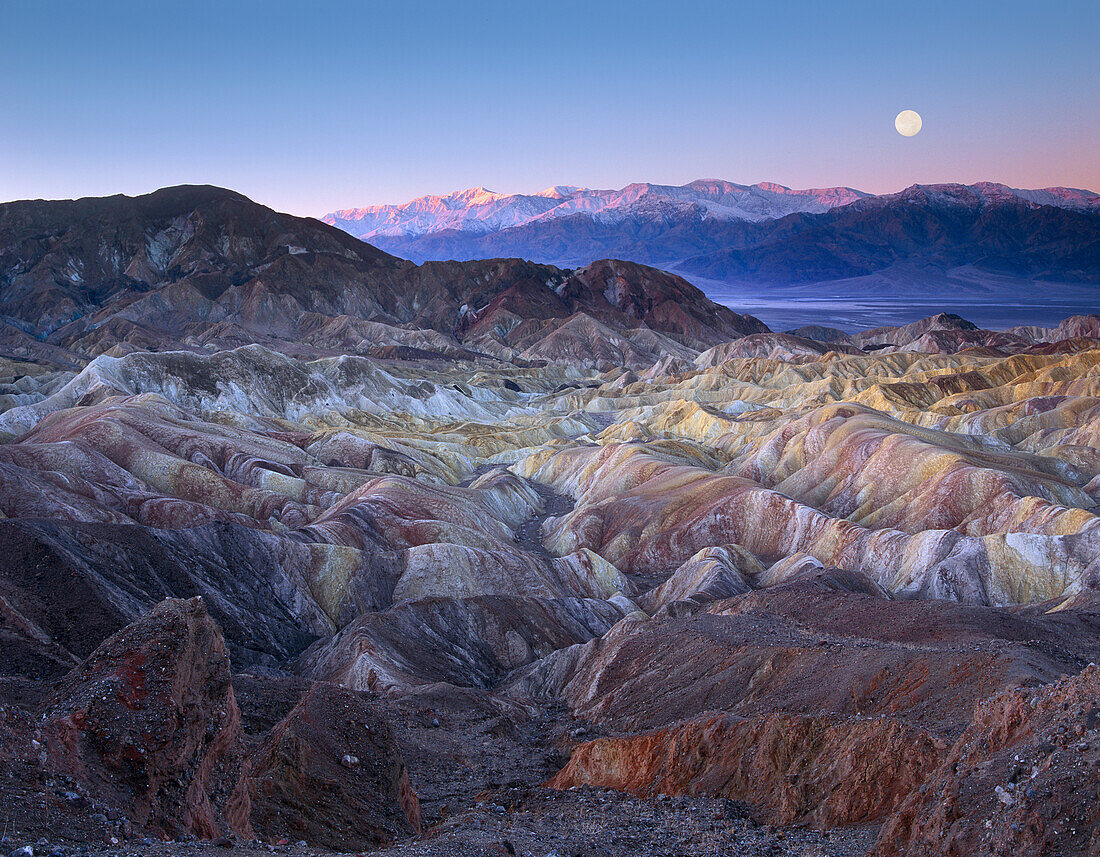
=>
[323,180,1100,297]
[324,180,875,238]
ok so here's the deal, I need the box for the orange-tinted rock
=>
[548,712,946,827]
[246,681,420,849]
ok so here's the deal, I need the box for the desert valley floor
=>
[1,187,1099,857]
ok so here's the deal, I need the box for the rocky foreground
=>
[1,187,1099,856]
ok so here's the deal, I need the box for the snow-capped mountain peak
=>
[535,185,585,199]
[322,179,1098,248]
[322,180,875,241]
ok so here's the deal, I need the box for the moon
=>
[895,109,922,137]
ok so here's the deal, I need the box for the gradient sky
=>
[2,0,1097,215]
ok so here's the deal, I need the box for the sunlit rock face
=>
[1,187,1099,850]
[547,712,948,827]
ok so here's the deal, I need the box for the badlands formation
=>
[0,186,1099,856]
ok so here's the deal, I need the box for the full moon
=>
[895,109,922,137]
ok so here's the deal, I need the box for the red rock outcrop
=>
[29,597,423,848]
[40,597,250,840]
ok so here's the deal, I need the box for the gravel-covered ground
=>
[1,786,878,857]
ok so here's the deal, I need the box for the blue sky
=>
[1,0,1097,213]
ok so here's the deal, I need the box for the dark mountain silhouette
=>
[0,185,767,365]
